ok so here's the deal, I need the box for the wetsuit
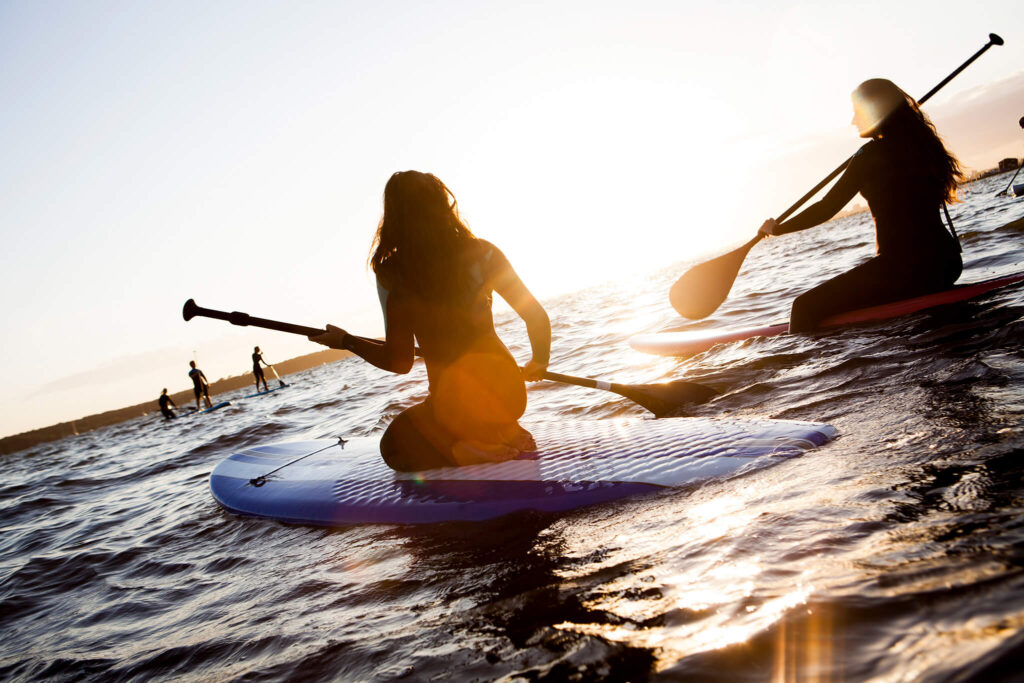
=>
[252,352,267,390]
[350,241,528,471]
[189,367,210,402]
[776,138,962,332]
[158,394,176,419]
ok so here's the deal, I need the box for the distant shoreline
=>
[0,348,353,456]
[967,161,1021,182]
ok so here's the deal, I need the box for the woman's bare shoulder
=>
[469,239,510,268]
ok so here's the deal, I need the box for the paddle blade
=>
[612,380,718,418]
[670,236,763,319]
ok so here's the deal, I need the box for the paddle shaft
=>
[181,299,709,407]
[997,164,1023,196]
[184,301,325,337]
[542,370,616,392]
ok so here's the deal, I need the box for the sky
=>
[1,0,1023,437]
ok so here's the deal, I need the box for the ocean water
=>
[2,173,1024,681]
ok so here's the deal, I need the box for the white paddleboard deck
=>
[210,418,837,525]
[632,271,1024,357]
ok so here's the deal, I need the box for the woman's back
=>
[380,239,515,381]
[379,236,531,453]
[856,139,958,259]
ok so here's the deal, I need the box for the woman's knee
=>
[789,291,824,333]
[380,402,454,471]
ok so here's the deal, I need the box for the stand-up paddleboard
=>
[183,401,232,416]
[241,384,288,399]
[209,418,837,525]
[632,271,1024,357]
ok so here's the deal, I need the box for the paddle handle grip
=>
[777,33,1003,223]
[183,299,325,337]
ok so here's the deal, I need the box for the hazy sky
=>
[2,0,1022,437]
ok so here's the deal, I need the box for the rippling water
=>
[3,174,1024,681]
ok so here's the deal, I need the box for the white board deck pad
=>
[209,418,837,525]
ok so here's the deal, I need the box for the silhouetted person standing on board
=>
[310,171,551,472]
[252,346,270,392]
[158,388,177,419]
[189,361,213,410]
[758,79,964,332]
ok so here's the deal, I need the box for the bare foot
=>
[452,440,519,466]
[499,423,537,452]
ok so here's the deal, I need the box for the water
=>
[3,174,1024,681]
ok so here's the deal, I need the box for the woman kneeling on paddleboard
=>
[758,78,964,333]
[310,171,551,471]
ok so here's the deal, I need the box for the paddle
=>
[995,163,1023,197]
[267,364,287,388]
[182,299,717,416]
[670,32,1004,319]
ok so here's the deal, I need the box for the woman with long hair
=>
[758,78,965,332]
[310,171,551,471]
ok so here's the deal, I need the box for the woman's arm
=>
[309,287,416,374]
[761,144,868,236]
[489,246,551,381]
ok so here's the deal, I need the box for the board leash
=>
[248,437,347,487]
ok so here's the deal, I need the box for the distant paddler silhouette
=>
[995,114,1024,197]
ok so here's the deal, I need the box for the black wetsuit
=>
[369,241,524,471]
[189,368,210,401]
[252,352,266,387]
[158,394,175,419]
[776,138,962,332]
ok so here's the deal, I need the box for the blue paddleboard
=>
[209,418,837,525]
[183,401,231,416]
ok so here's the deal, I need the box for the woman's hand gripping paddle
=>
[182,299,717,417]
[669,33,1004,319]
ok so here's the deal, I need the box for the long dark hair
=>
[876,92,964,204]
[368,171,478,300]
